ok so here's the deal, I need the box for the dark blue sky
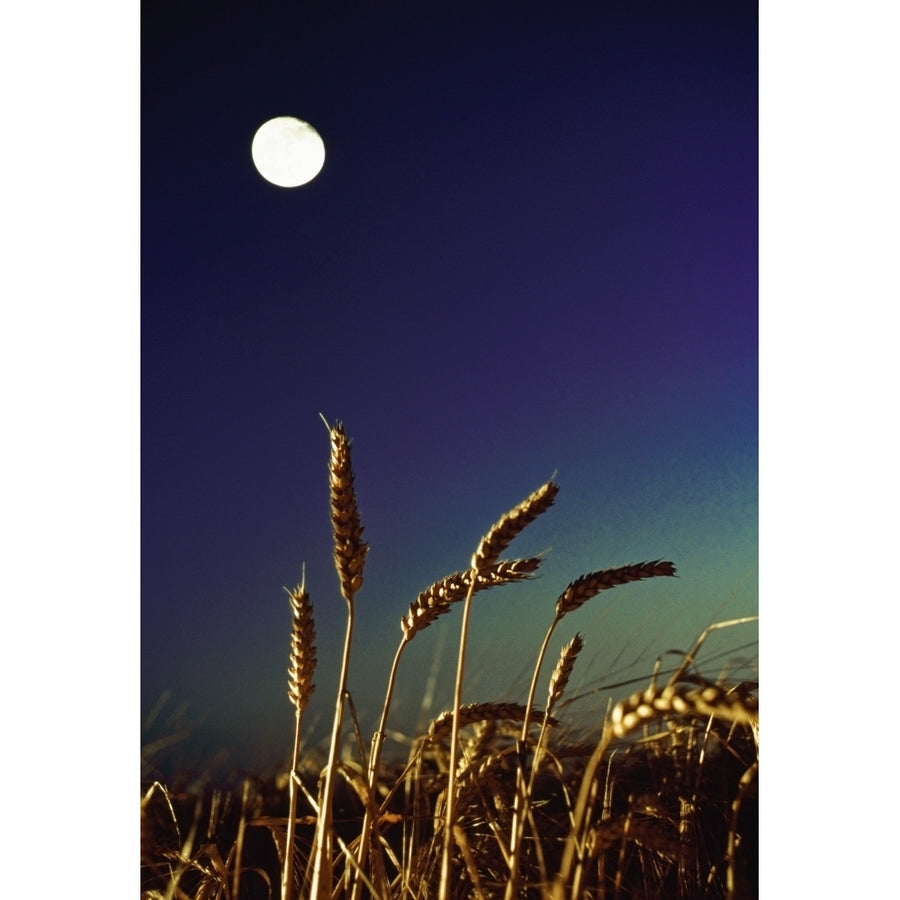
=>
[142,1,758,779]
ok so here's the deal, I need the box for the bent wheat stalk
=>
[505,560,677,900]
[438,479,559,900]
[349,558,543,900]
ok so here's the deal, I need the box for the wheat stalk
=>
[350,556,545,900]
[264,422,755,900]
[282,576,317,900]
[361,561,541,798]
[554,668,758,900]
[502,633,584,900]
[726,761,759,900]
[505,561,676,900]
[310,418,368,900]
[439,479,559,900]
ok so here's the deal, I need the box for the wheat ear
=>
[282,576,317,900]
[287,581,317,714]
[310,418,367,900]
[555,560,677,618]
[401,557,542,641]
[472,479,559,571]
[609,681,758,738]
[325,418,368,605]
[547,632,583,716]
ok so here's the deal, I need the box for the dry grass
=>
[141,421,758,900]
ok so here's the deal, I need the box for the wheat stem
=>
[310,419,367,900]
[437,568,478,900]
[507,562,675,900]
[350,558,542,900]
[282,576,316,900]
[503,618,559,900]
[282,711,304,900]
[308,611,354,900]
[440,480,558,900]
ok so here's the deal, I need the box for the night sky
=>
[142,1,758,779]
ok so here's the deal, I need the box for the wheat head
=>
[610,681,758,739]
[326,420,369,603]
[401,557,543,641]
[547,633,584,715]
[286,583,317,714]
[472,480,559,571]
[555,560,676,619]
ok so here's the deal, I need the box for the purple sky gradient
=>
[142,1,758,778]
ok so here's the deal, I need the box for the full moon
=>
[251,116,325,188]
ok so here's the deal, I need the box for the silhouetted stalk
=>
[349,641,404,900]
[551,721,616,900]
[726,762,758,900]
[353,559,544,900]
[281,713,303,899]
[437,571,479,900]
[504,613,561,900]
[508,562,677,899]
[231,779,251,900]
[309,607,354,900]
[310,419,368,900]
[439,480,558,900]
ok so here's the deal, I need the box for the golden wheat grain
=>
[427,702,560,741]
[471,480,559,572]
[554,560,676,619]
[610,682,758,739]
[546,633,584,715]
[326,420,368,602]
[401,557,543,641]
[286,583,317,713]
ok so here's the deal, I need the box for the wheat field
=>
[141,420,758,900]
